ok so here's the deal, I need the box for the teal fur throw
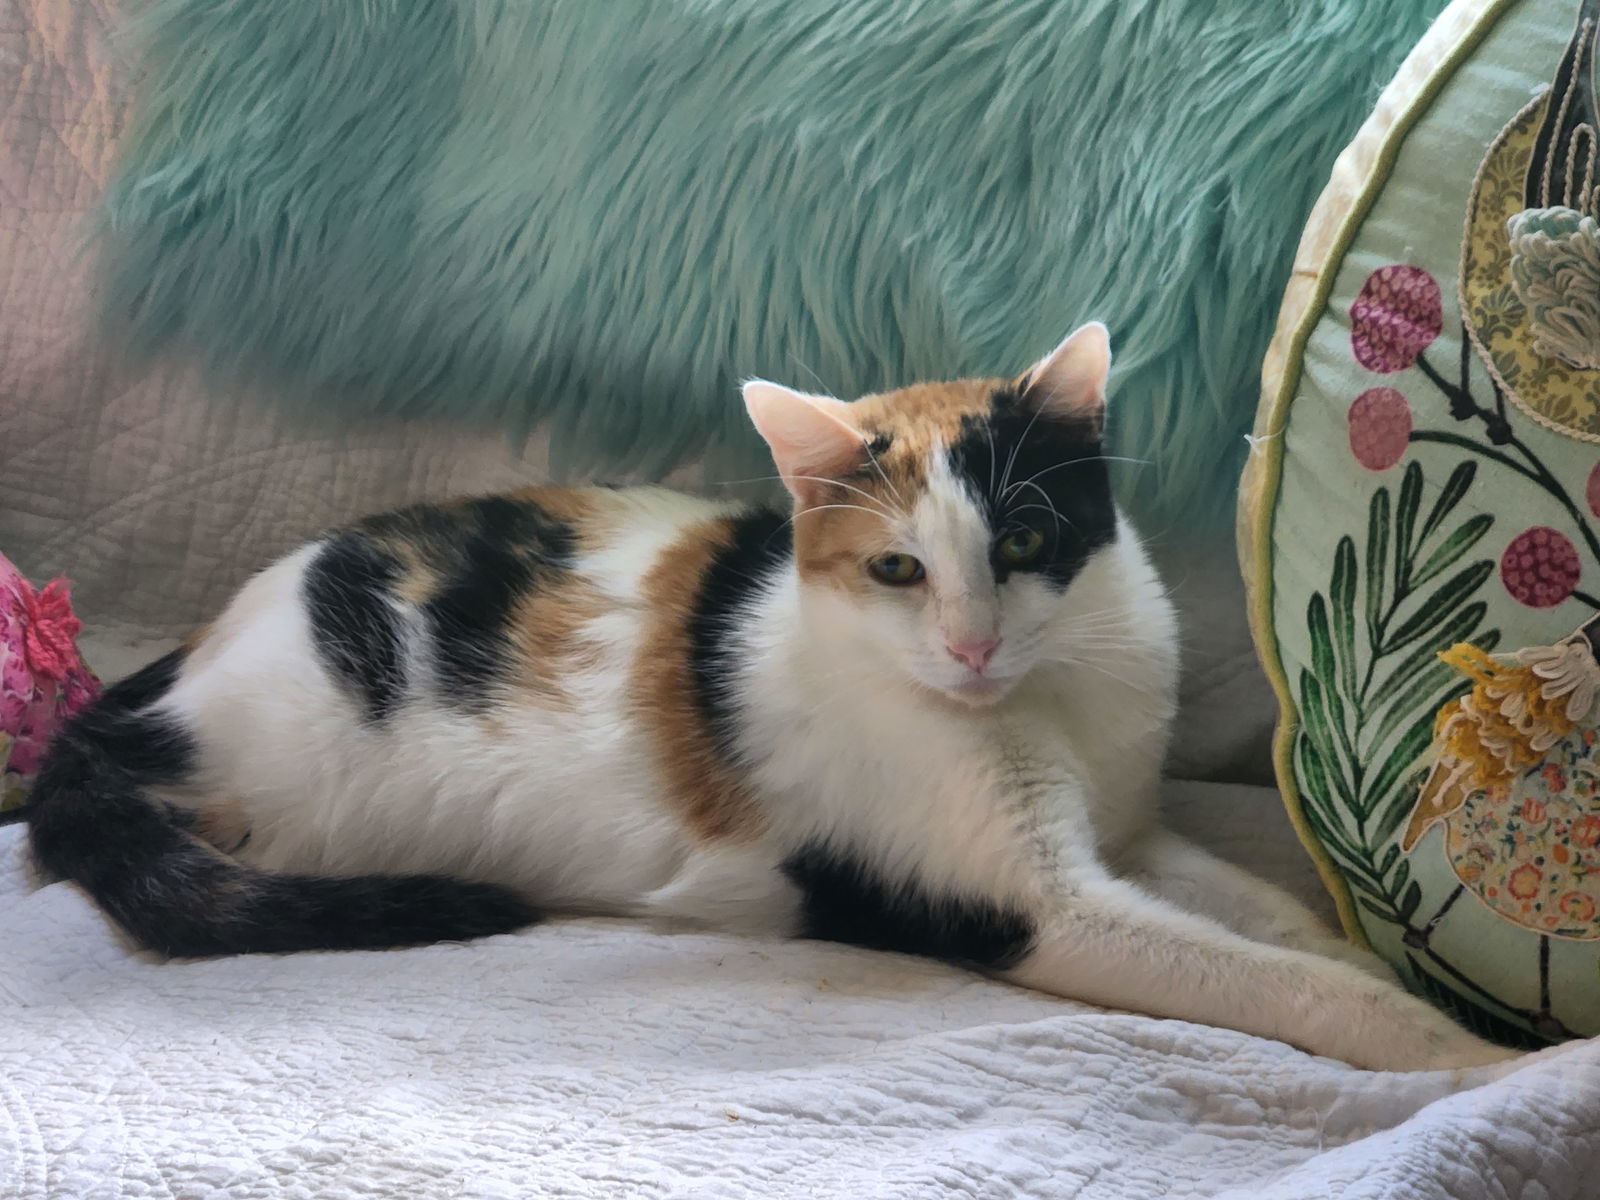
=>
[98,0,1446,528]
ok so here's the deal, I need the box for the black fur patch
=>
[782,841,1036,969]
[97,646,188,713]
[945,385,1117,588]
[68,649,197,784]
[686,509,793,762]
[29,645,538,957]
[29,648,202,936]
[362,496,577,712]
[304,533,408,723]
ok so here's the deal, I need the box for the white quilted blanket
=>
[5,3,1600,1194]
[4,823,1599,1200]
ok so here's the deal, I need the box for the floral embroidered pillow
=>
[1245,0,1600,1042]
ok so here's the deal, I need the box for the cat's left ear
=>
[1019,322,1111,433]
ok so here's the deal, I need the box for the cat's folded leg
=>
[1117,829,1396,981]
[637,845,800,937]
[1003,872,1517,1071]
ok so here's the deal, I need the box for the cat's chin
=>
[938,674,1013,708]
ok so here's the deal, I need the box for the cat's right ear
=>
[742,381,864,502]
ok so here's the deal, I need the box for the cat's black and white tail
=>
[27,650,538,957]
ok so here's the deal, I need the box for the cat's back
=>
[163,485,787,903]
[190,484,754,709]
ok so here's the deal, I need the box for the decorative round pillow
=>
[0,553,98,812]
[1242,0,1600,1042]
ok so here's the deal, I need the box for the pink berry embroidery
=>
[1587,462,1600,517]
[1347,388,1412,470]
[1500,526,1580,608]
[1350,266,1443,373]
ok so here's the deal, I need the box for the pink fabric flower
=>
[17,577,82,683]
[1350,266,1443,372]
[0,553,98,785]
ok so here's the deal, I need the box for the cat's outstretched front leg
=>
[1003,872,1515,1071]
[1117,829,1395,981]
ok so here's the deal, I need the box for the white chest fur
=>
[732,534,1178,912]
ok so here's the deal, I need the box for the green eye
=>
[997,528,1046,564]
[868,553,925,586]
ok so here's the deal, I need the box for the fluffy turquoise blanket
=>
[97,0,1445,529]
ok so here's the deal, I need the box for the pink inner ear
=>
[742,382,865,494]
[1024,322,1111,420]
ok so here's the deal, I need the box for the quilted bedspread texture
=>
[6,2,1599,1198]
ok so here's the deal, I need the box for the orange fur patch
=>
[796,378,1006,593]
[507,576,606,711]
[631,519,766,843]
[178,624,217,672]
[502,485,614,532]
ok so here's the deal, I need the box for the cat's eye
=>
[868,553,925,586]
[997,528,1046,564]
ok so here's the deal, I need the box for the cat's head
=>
[744,323,1131,707]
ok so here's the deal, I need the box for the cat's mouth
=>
[942,671,1010,706]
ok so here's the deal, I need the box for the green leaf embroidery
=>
[1378,843,1400,876]
[1366,661,1458,751]
[1359,895,1397,922]
[1297,670,1357,808]
[1307,594,1336,687]
[1367,602,1493,712]
[1365,628,1498,753]
[1373,765,1433,846]
[1380,561,1495,654]
[1331,537,1358,702]
[1288,454,1501,989]
[1363,719,1436,826]
[1394,461,1424,593]
[1418,460,1477,546]
[1365,487,1391,650]
[1399,880,1423,921]
[1410,513,1494,590]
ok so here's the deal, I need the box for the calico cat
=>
[29,324,1522,1071]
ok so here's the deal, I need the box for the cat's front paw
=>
[1412,1031,1522,1072]
[1329,986,1519,1072]
[1463,1035,1593,1083]
[1347,1025,1516,1073]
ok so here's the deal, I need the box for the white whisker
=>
[789,475,902,520]
[786,353,831,395]
[1002,455,1148,502]
[858,436,905,509]
[777,503,892,535]
[1009,480,1077,537]
[998,399,1048,501]
[712,471,899,519]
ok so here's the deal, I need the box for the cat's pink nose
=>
[946,636,999,673]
